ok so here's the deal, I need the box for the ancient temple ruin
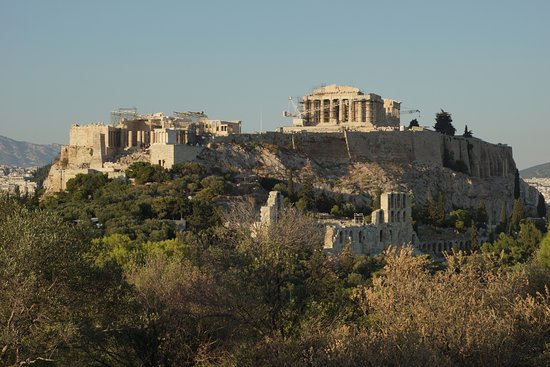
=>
[284,84,401,132]
[44,109,241,193]
[258,190,419,257]
[323,192,418,256]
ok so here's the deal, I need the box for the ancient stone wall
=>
[150,144,203,169]
[214,130,515,179]
[324,191,418,256]
[58,145,102,169]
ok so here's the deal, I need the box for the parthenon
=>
[288,84,401,131]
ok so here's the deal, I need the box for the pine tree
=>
[434,110,456,136]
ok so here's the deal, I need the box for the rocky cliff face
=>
[42,128,540,222]
[200,130,539,223]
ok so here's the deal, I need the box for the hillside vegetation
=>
[1,161,550,366]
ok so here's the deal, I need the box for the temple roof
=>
[311,84,363,96]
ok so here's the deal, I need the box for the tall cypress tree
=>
[470,223,479,251]
[514,169,521,200]
[287,170,295,201]
[435,192,446,227]
[510,199,524,233]
[537,193,547,218]
[476,200,488,226]
[498,204,508,234]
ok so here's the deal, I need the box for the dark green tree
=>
[169,161,204,179]
[65,172,109,200]
[434,109,456,136]
[287,169,295,201]
[316,192,335,213]
[514,169,521,199]
[449,209,473,232]
[470,222,479,251]
[510,199,524,232]
[425,192,445,227]
[408,119,419,129]
[371,187,382,210]
[126,162,168,184]
[482,222,541,265]
[0,196,129,366]
[476,200,488,227]
[463,125,473,138]
[536,232,550,268]
[537,192,546,218]
[517,222,542,259]
[31,163,53,190]
[496,204,508,234]
[296,175,315,212]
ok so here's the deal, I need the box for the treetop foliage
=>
[433,109,456,136]
[408,118,420,129]
[463,124,473,138]
[1,193,550,366]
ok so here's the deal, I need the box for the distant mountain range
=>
[0,135,60,167]
[520,162,550,178]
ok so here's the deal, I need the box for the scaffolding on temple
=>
[111,107,138,125]
[172,111,208,124]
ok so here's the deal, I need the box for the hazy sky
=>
[1,0,548,169]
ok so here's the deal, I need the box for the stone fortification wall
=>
[213,132,293,148]
[294,133,349,162]
[217,131,515,178]
[69,124,107,146]
[441,135,514,178]
[345,130,442,165]
[59,144,104,169]
[43,167,126,193]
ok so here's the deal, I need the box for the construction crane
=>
[283,96,309,126]
[283,96,304,118]
[400,108,421,119]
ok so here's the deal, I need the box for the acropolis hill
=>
[44,84,542,227]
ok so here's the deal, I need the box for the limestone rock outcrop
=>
[199,130,539,224]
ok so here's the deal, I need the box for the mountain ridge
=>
[0,135,60,167]
[520,162,550,178]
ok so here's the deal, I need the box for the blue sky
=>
[1,0,548,168]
